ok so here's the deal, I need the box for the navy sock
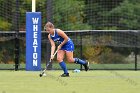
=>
[74,58,86,65]
[59,61,68,74]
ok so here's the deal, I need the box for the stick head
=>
[39,74,43,77]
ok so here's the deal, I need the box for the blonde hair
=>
[45,22,54,28]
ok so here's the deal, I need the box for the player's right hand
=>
[50,55,54,60]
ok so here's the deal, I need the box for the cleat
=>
[60,73,70,77]
[83,61,89,71]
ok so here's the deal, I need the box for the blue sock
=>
[59,61,68,74]
[74,58,86,65]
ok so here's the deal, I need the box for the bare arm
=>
[48,34,56,59]
[57,29,69,50]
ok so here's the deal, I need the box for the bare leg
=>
[57,50,69,76]
[66,51,89,71]
[57,50,65,63]
[66,51,75,62]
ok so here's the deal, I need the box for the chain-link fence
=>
[0,0,140,70]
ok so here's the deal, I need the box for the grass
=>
[0,70,140,93]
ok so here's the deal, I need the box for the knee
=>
[67,58,74,63]
[57,57,63,62]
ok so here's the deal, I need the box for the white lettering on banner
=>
[33,46,38,52]
[33,53,38,59]
[32,17,39,66]
[32,18,39,24]
[33,32,38,38]
[33,25,38,31]
[33,53,38,66]
[33,60,37,67]
[33,39,38,46]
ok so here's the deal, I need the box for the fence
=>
[0,30,140,70]
[0,0,140,70]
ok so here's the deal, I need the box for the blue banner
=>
[26,12,41,71]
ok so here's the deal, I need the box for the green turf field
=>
[0,70,140,93]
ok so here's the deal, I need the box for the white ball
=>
[73,69,80,73]
[43,73,47,76]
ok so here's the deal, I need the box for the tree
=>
[53,0,91,30]
[109,0,140,30]
[0,0,14,31]
[84,0,140,30]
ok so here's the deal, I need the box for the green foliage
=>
[0,40,14,64]
[83,45,128,64]
[0,0,14,31]
[0,0,139,64]
[53,0,91,30]
[99,52,127,64]
[18,0,47,30]
[85,0,140,30]
[109,0,140,29]
[0,18,12,31]
[0,0,139,30]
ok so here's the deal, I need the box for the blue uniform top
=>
[50,29,74,51]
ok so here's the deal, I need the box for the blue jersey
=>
[50,29,74,51]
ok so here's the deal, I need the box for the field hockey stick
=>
[39,49,58,77]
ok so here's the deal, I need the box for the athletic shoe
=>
[60,73,70,77]
[83,61,89,71]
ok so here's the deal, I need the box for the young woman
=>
[44,22,89,77]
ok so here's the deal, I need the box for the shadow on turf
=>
[43,72,68,86]
[101,65,138,86]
